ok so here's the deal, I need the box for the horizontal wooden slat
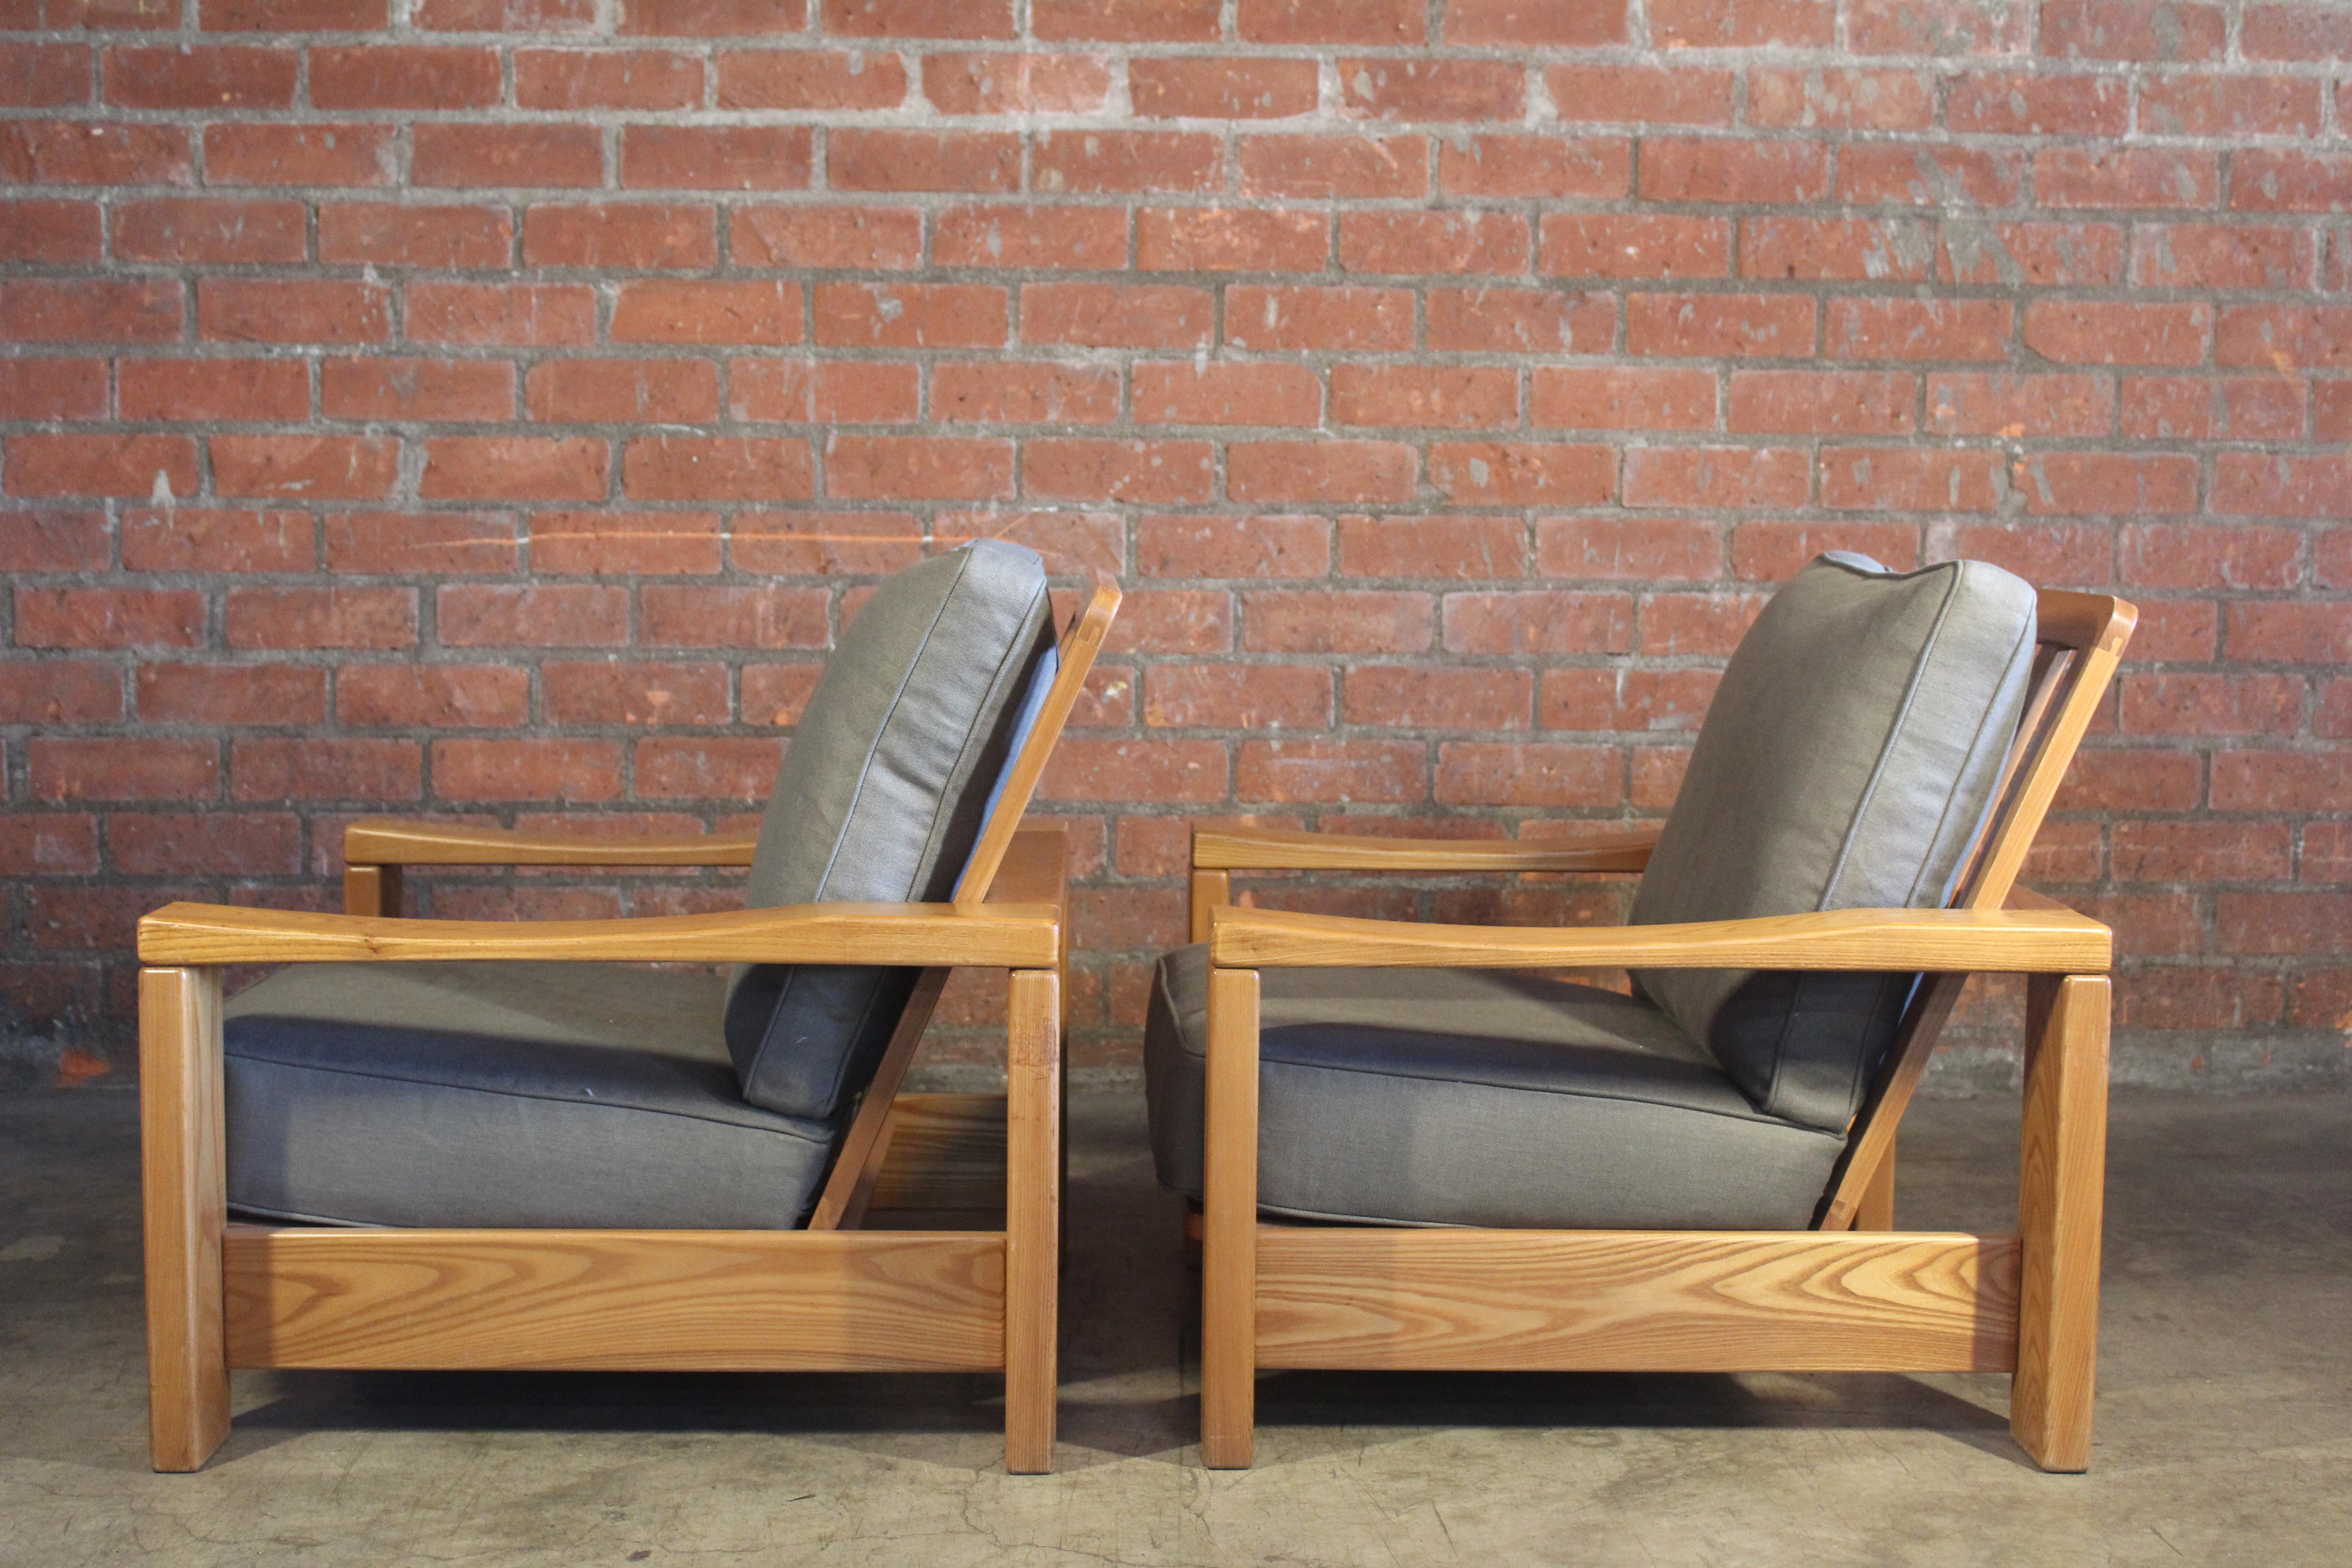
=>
[138,900,1060,968]
[1194,826,1656,874]
[1209,905,2110,974]
[872,1093,1009,1213]
[347,821,758,868]
[224,1226,1004,1372]
[1254,1228,2020,1373]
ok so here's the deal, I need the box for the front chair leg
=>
[1200,965,1261,1469]
[2012,972,2110,1472]
[141,966,230,1472]
[1003,967,1061,1474]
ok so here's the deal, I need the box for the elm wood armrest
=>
[138,901,1061,969]
[345,820,758,868]
[1206,905,2112,975]
[1192,826,1658,874]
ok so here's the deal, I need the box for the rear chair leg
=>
[141,966,230,1472]
[1003,968,1060,1474]
[2012,973,2109,1473]
[1200,967,1260,1470]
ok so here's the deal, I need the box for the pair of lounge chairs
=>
[136,544,2132,1476]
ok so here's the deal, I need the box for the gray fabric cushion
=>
[1628,554,2038,1132]
[723,540,1055,1120]
[1144,945,1845,1230]
[223,962,836,1229]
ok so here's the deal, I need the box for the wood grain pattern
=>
[871,1093,1009,1214]
[1200,965,1260,1470]
[2013,973,2110,1472]
[141,966,230,1473]
[1208,904,2111,974]
[342,863,401,918]
[1855,1136,1897,1232]
[222,1227,1006,1371]
[808,968,952,1232]
[137,899,1060,969]
[345,821,758,867]
[1193,826,1657,873]
[1254,1228,2021,1373]
[1003,968,1061,1474]
[1189,867,1229,946]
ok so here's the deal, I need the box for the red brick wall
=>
[3,0,2347,1088]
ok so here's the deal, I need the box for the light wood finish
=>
[221,1227,1004,1372]
[346,821,758,868]
[1854,1137,1897,1231]
[1003,967,1061,1474]
[1208,904,2111,975]
[140,967,229,1473]
[342,863,401,918]
[953,573,1120,911]
[1254,1228,2019,1373]
[1189,867,1229,945]
[2012,973,2110,1472]
[1193,825,1657,874]
[1200,965,1260,1470]
[871,1093,1008,1213]
[138,899,1059,970]
[808,968,952,1231]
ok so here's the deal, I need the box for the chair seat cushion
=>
[1144,945,1846,1230]
[224,962,838,1230]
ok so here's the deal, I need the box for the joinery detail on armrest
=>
[1192,827,1658,874]
[345,821,758,868]
[1207,906,2112,975]
[138,902,1061,969]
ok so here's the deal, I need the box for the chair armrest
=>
[138,901,1061,968]
[345,819,758,868]
[1192,826,1657,873]
[1205,905,2111,975]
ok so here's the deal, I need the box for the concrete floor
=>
[1,1089,2347,1568]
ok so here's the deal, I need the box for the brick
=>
[226,586,415,649]
[431,739,618,803]
[1428,288,1613,353]
[1627,293,1815,358]
[2121,674,2304,738]
[1,279,180,344]
[213,435,398,500]
[2010,452,2198,515]
[438,583,628,648]
[2141,74,2322,137]
[2130,600,2220,663]
[1838,145,2022,208]
[0,510,107,573]
[203,123,391,187]
[1748,69,1932,130]
[518,49,704,109]
[932,204,1125,269]
[317,203,511,270]
[1731,520,1919,580]
[2122,376,2305,442]
[1024,283,1214,349]
[1428,442,1614,507]
[5,434,198,498]
[1230,440,1417,505]
[521,358,710,425]
[523,203,713,269]
[117,358,302,424]
[2042,0,2223,60]
[1346,666,1531,730]
[1107,589,1232,653]
[2034,148,2218,209]
[208,0,389,24]
[324,357,516,423]
[1448,0,1626,43]
[1244,589,1429,652]
[719,48,907,109]
[1925,519,2109,583]
[1339,58,1523,121]
[121,508,312,572]
[1827,298,2011,362]
[2304,822,2352,882]
[1338,514,1526,579]
[138,663,327,726]
[1041,737,1229,804]
[1947,72,2127,136]
[114,198,304,264]
[336,665,532,728]
[543,662,730,727]
[613,279,801,345]
[1145,664,1331,729]
[1339,210,1527,276]
[640,585,833,649]
[1925,372,2114,436]
[2216,306,2352,372]
[1544,64,1732,124]
[1132,362,1320,426]
[820,0,1005,36]
[728,359,919,424]
[635,737,784,799]
[0,814,98,877]
[1435,743,1618,807]
[2023,300,2210,366]
[1140,208,1328,273]
[1637,591,1769,657]
[1822,448,2003,511]
[414,124,604,188]
[1033,0,1218,40]
[2234,151,2352,213]
[1622,446,1810,510]
[937,510,1125,574]
[1740,217,1934,282]
[740,663,825,726]
[2219,890,2352,956]
[2121,524,2303,591]
[1240,739,1424,803]
[1137,514,1329,579]
[423,436,608,500]
[1531,367,1716,431]
[309,44,498,109]
[109,812,301,876]
[29,739,217,803]
[735,204,923,269]
[407,283,597,346]
[623,126,811,190]
[1129,56,1317,118]
[2245,5,2352,59]
[626,0,806,33]
[1225,285,1412,352]
[0,200,102,263]
[1731,371,1916,436]
[1332,366,1516,430]
[14,587,202,649]
[622,436,812,501]
[199,279,387,346]
[2213,454,2352,518]
[0,122,189,186]
[1442,591,1633,655]
[1539,213,1726,279]
[1239,0,1421,43]
[1650,0,1833,48]
[1537,516,1720,582]
[824,434,1013,500]
[832,129,1020,193]
[326,512,518,574]
[0,42,90,107]
[2112,821,2293,884]
[1024,438,1213,504]
[1238,133,1427,199]
[813,281,1003,348]
[1640,138,1830,204]
[1034,129,1220,194]
[922,52,1106,114]
[531,512,723,575]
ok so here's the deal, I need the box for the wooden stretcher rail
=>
[346,822,759,867]
[1193,826,1657,873]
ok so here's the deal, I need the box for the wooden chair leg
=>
[343,863,400,918]
[1200,966,1260,1470]
[140,966,230,1473]
[1003,967,1060,1474]
[1855,1136,1896,1231]
[2012,972,2109,1473]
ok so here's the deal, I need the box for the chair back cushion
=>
[1627,554,2037,1131]
[722,541,1055,1119]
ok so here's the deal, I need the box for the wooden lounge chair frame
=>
[137,574,1122,1477]
[1187,588,2136,1473]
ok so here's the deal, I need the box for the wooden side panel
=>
[342,864,400,918]
[1200,966,1261,1469]
[2013,974,2110,1472]
[223,1229,1005,1372]
[141,966,230,1473]
[870,1093,1008,1214]
[1255,1229,2020,1374]
[1003,969,1061,1474]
